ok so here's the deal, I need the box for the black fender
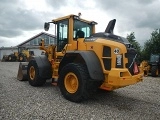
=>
[30,55,52,79]
[59,51,104,81]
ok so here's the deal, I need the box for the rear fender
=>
[59,51,104,81]
[31,55,52,79]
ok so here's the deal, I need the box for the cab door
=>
[56,19,69,52]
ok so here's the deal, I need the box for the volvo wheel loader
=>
[140,54,160,77]
[3,47,34,62]
[149,54,160,77]
[17,47,34,62]
[2,52,18,62]
[18,14,143,102]
[140,60,150,76]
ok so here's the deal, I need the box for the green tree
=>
[142,29,160,60]
[126,32,142,62]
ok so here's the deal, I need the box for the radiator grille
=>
[102,46,111,70]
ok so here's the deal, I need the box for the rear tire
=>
[27,60,46,86]
[8,55,13,61]
[58,63,102,102]
[151,66,159,77]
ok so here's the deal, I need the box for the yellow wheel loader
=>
[2,47,34,62]
[18,14,143,102]
[17,47,34,62]
[140,60,150,76]
[140,54,160,77]
[149,54,160,77]
[2,52,18,62]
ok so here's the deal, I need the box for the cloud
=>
[45,0,67,9]
[0,36,16,47]
[0,0,48,38]
[94,0,160,44]
[137,0,154,5]
[0,38,6,44]
[0,0,160,47]
[0,0,70,47]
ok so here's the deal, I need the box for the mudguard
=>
[31,55,52,79]
[59,51,104,81]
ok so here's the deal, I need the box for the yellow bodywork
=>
[22,50,29,58]
[100,68,143,90]
[40,38,143,91]
[14,52,18,57]
[65,38,143,91]
[140,60,150,76]
[40,14,143,91]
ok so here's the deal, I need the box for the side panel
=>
[59,51,104,81]
[32,55,52,79]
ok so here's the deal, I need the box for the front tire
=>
[58,63,102,102]
[27,60,46,86]
[8,55,13,61]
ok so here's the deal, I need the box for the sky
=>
[0,0,160,47]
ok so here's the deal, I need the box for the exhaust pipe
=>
[105,19,116,34]
[17,62,28,81]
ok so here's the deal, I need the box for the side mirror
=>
[44,22,50,31]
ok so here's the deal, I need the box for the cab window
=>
[73,19,92,39]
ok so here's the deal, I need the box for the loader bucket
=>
[17,62,28,81]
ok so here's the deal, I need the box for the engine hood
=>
[84,32,133,49]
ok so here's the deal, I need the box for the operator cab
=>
[44,14,97,52]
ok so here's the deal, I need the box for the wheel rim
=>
[64,72,79,93]
[29,66,35,80]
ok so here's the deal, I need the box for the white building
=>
[0,32,56,60]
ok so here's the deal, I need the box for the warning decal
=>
[114,48,120,54]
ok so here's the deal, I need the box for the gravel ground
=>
[0,62,160,120]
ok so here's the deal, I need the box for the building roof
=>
[0,46,17,50]
[16,32,55,47]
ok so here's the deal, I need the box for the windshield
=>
[73,19,92,39]
[150,55,159,62]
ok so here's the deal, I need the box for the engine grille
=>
[102,46,111,70]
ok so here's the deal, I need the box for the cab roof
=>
[52,14,97,24]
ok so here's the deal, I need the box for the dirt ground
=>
[0,62,160,120]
